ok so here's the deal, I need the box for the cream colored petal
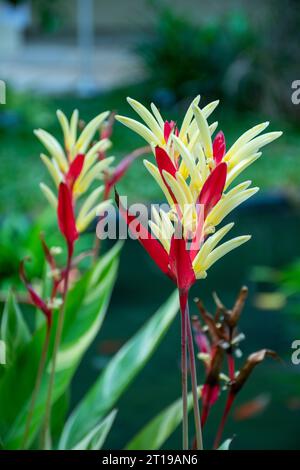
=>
[228,132,282,166]
[115,115,160,146]
[224,122,270,160]
[225,153,261,188]
[179,95,201,140]
[209,121,218,135]
[203,235,251,270]
[70,109,79,148]
[40,153,62,187]
[150,102,165,128]
[205,187,259,227]
[143,159,174,207]
[77,186,104,223]
[75,158,113,196]
[39,182,57,208]
[77,200,111,233]
[34,129,68,172]
[57,110,71,150]
[127,97,164,141]
[76,111,109,153]
[192,105,213,158]
[193,222,234,273]
[162,170,189,208]
[159,209,174,239]
[195,143,209,182]
[148,220,170,252]
[202,100,219,119]
[83,140,113,174]
[172,135,201,186]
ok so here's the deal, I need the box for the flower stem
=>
[22,325,50,449]
[213,392,235,449]
[186,309,203,450]
[40,250,72,449]
[179,291,189,450]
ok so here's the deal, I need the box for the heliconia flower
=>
[116,96,282,281]
[57,182,78,255]
[20,259,52,327]
[35,110,114,201]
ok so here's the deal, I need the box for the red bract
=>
[65,154,85,191]
[169,231,196,293]
[116,190,198,292]
[57,182,78,255]
[213,131,226,164]
[155,146,177,178]
[116,190,172,280]
[155,146,178,204]
[198,161,227,219]
[164,120,178,142]
[20,260,52,327]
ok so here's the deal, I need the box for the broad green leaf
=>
[125,394,193,450]
[218,438,233,450]
[0,290,30,365]
[72,410,117,450]
[59,291,179,449]
[1,242,122,449]
[51,391,70,444]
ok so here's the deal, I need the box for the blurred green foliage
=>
[137,5,260,108]
[0,84,299,218]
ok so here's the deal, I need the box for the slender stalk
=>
[40,251,72,449]
[93,230,102,263]
[213,392,235,449]
[186,310,203,450]
[22,325,51,449]
[179,291,189,450]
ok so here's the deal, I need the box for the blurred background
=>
[0,0,300,449]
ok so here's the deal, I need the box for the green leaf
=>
[218,438,233,450]
[125,394,193,450]
[59,291,179,449]
[0,290,30,365]
[72,410,117,450]
[1,243,122,449]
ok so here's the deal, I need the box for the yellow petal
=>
[40,153,62,186]
[127,97,164,142]
[35,129,68,172]
[179,95,201,140]
[225,153,261,188]
[204,235,251,270]
[39,182,57,208]
[76,111,109,153]
[143,159,174,207]
[192,105,213,158]
[224,122,270,160]
[115,115,160,146]
[57,110,71,150]
[193,222,234,273]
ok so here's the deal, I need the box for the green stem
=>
[179,291,189,450]
[22,325,50,449]
[186,309,204,450]
[40,251,72,449]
